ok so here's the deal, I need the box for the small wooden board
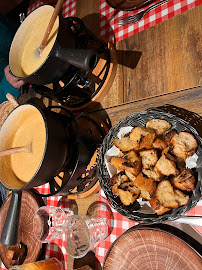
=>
[0,190,44,269]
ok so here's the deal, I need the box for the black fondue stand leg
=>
[0,190,22,246]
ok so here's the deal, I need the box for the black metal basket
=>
[97,108,202,224]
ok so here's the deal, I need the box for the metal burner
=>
[32,17,115,110]
[33,106,108,198]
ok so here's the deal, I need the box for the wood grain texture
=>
[90,86,202,126]
[23,1,202,269]
[0,191,43,269]
[99,5,202,108]
[103,228,202,270]
[76,0,99,35]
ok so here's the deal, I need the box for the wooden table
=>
[19,1,202,269]
[65,2,202,269]
[70,0,202,211]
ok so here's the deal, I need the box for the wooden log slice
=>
[103,228,202,270]
[0,190,44,269]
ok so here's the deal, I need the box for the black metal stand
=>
[33,17,111,109]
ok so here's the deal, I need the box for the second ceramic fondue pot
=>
[9,5,97,85]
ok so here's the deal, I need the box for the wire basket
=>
[97,108,202,224]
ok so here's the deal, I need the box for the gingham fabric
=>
[99,0,201,42]
[27,0,77,17]
[1,1,201,269]
[96,189,202,266]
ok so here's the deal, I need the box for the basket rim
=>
[97,108,202,224]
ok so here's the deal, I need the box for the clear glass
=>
[8,258,63,270]
[64,215,108,258]
[33,206,73,243]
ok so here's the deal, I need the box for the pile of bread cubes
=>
[109,119,198,215]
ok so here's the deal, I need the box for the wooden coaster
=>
[0,190,44,269]
[103,228,202,270]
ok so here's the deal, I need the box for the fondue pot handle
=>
[56,48,98,72]
[0,191,22,246]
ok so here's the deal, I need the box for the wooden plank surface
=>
[22,1,202,270]
[76,2,202,109]
[90,86,202,127]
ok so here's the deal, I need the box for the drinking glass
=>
[33,206,73,243]
[64,215,108,258]
[8,258,63,270]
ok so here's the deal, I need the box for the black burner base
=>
[32,17,111,110]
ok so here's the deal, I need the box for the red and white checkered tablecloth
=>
[96,189,202,267]
[1,1,201,269]
[27,0,76,17]
[99,0,201,42]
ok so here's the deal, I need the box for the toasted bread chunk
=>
[124,150,142,176]
[122,163,140,176]
[152,138,167,150]
[171,132,198,161]
[162,147,185,168]
[144,178,156,199]
[110,152,142,176]
[125,150,139,163]
[133,172,145,188]
[142,168,162,181]
[118,151,124,158]
[149,198,170,215]
[174,189,189,206]
[156,180,178,208]
[125,169,137,182]
[111,173,130,195]
[139,149,158,169]
[146,119,171,135]
[172,177,195,191]
[109,156,125,171]
[163,129,177,144]
[162,146,169,156]
[133,173,156,200]
[171,169,193,183]
[155,155,179,176]
[118,189,137,206]
[121,132,130,138]
[129,127,156,150]
[112,184,119,195]
[171,169,195,191]
[119,182,140,196]
[114,137,138,152]
[162,146,178,163]
[110,173,129,186]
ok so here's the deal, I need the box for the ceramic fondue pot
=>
[9,5,97,85]
[0,104,72,246]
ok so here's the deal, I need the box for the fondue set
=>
[0,5,116,247]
